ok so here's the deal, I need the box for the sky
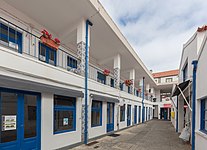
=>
[99,0,207,72]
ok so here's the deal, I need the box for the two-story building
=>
[172,25,207,150]
[0,0,157,149]
[152,70,179,120]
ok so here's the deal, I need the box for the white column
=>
[129,69,135,94]
[77,20,90,75]
[113,54,121,89]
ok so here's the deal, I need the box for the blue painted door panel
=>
[134,106,137,124]
[127,105,131,126]
[107,102,114,132]
[0,89,41,150]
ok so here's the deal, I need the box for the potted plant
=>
[103,69,110,76]
[125,79,133,86]
[40,29,60,50]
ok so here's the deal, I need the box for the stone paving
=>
[71,120,191,150]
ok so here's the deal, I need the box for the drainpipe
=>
[142,77,145,123]
[191,60,198,150]
[176,96,178,132]
[84,19,93,145]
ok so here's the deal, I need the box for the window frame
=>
[97,72,106,84]
[67,56,78,69]
[166,78,173,83]
[0,22,23,53]
[39,42,57,66]
[120,104,125,122]
[183,63,188,82]
[53,95,76,134]
[91,100,102,127]
[200,99,207,134]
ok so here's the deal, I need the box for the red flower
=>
[41,29,49,36]
[54,38,60,44]
[103,69,110,76]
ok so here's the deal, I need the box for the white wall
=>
[41,93,82,150]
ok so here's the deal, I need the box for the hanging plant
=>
[125,79,133,86]
[40,29,60,50]
[103,69,110,76]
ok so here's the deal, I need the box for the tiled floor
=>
[71,120,191,150]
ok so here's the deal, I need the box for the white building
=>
[0,0,157,149]
[172,25,207,150]
[152,70,179,120]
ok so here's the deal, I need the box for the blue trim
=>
[0,23,23,53]
[176,96,178,132]
[91,100,102,127]
[142,77,145,123]
[120,104,125,122]
[0,87,41,150]
[134,105,137,124]
[127,104,131,126]
[200,99,207,133]
[84,19,92,145]
[53,95,76,134]
[138,106,141,123]
[67,56,78,69]
[39,42,57,66]
[107,102,114,132]
[192,60,198,150]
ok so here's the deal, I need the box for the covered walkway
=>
[72,120,191,150]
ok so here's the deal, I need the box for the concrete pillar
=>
[129,69,135,94]
[178,96,184,132]
[77,20,90,75]
[113,54,121,89]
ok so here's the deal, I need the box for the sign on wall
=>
[2,115,16,131]
[63,118,69,126]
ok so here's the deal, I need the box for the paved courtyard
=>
[71,120,191,150]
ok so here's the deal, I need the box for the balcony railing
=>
[0,16,151,100]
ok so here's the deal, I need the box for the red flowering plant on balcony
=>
[125,79,133,86]
[103,69,110,76]
[40,29,60,50]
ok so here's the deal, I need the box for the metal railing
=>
[0,16,151,100]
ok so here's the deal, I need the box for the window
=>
[54,95,76,134]
[120,83,123,91]
[166,78,173,83]
[201,99,207,133]
[183,63,188,82]
[128,86,131,94]
[97,72,106,84]
[67,56,77,69]
[136,90,139,97]
[0,23,22,53]
[110,78,114,87]
[120,104,125,122]
[39,43,56,66]
[158,78,161,83]
[91,100,102,127]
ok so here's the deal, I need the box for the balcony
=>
[0,16,153,101]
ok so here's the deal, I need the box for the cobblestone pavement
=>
[71,120,191,150]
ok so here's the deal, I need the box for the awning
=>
[163,104,172,108]
[90,94,119,103]
[171,80,190,97]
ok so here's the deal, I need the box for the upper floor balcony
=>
[0,0,157,102]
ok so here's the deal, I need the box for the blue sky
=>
[100,0,207,72]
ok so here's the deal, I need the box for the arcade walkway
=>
[71,120,191,150]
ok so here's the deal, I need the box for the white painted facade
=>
[0,0,156,149]
[172,26,207,150]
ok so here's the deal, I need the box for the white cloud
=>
[100,0,207,72]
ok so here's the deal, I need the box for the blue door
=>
[134,106,137,124]
[127,105,131,126]
[107,102,114,132]
[142,106,145,122]
[138,106,141,123]
[0,88,41,150]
